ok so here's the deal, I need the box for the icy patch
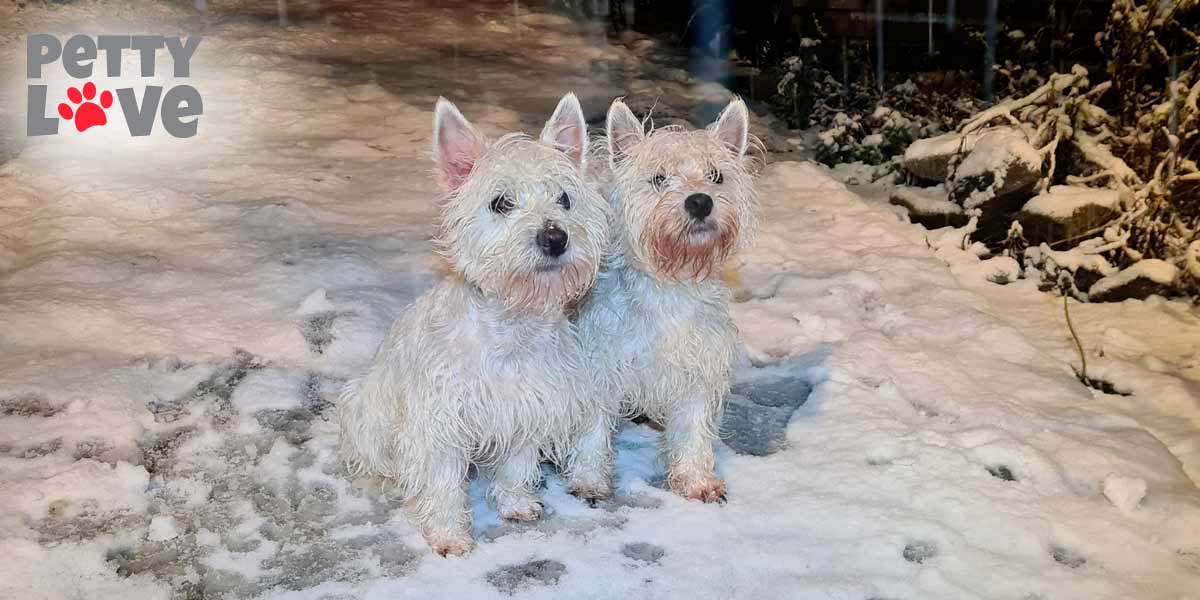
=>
[721,373,813,456]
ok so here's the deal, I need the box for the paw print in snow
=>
[58,82,113,132]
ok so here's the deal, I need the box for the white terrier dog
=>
[338,93,608,556]
[569,98,758,503]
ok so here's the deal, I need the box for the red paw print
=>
[58,82,113,133]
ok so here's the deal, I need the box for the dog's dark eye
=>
[651,173,667,189]
[490,194,515,215]
[557,192,571,210]
[708,168,724,184]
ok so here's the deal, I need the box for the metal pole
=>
[927,0,933,55]
[875,0,884,93]
[983,0,998,103]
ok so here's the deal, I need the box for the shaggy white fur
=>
[570,98,759,503]
[338,94,610,556]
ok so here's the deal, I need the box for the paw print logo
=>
[57,82,113,133]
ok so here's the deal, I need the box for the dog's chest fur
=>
[578,260,737,411]
[381,282,592,460]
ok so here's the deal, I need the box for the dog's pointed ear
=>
[541,92,588,167]
[433,98,487,193]
[710,97,749,157]
[606,99,644,165]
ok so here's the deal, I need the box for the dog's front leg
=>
[565,411,615,502]
[413,450,474,556]
[491,445,544,522]
[664,389,726,503]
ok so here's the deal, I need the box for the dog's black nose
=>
[684,193,713,220]
[537,224,569,257]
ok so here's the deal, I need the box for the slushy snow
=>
[1,1,1200,599]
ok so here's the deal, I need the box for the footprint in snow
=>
[622,542,666,565]
[487,559,567,595]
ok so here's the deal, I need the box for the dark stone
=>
[1017,204,1120,248]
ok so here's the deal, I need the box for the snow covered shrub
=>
[921,0,1199,300]
[815,112,882,167]
[813,81,973,173]
[1097,0,1200,296]
[774,38,834,129]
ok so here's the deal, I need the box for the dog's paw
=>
[669,474,727,504]
[429,536,474,557]
[567,482,613,505]
[497,493,544,522]
[500,503,543,522]
[500,500,543,522]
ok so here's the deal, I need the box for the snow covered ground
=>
[2,1,1200,599]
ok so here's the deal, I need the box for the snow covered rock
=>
[1089,260,1179,302]
[901,129,986,182]
[1017,185,1123,247]
[950,128,1043,210]
[889,185,969,229]
[1102,475,1147,512]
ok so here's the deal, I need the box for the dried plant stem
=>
[1063,293,1087,381]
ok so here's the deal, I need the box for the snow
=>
[1028,240,1120,277]
[1089,259,1180,298]
[902,129,986,169]
[827,161,884,185]
[1102,475,1148,513]
[891,185,961,215]
[1023,185,1123,218]
[2,1,1200,599]
[148,514,180,541]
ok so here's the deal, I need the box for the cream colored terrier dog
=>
[338,94,608,556]
[568,98,758,503]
